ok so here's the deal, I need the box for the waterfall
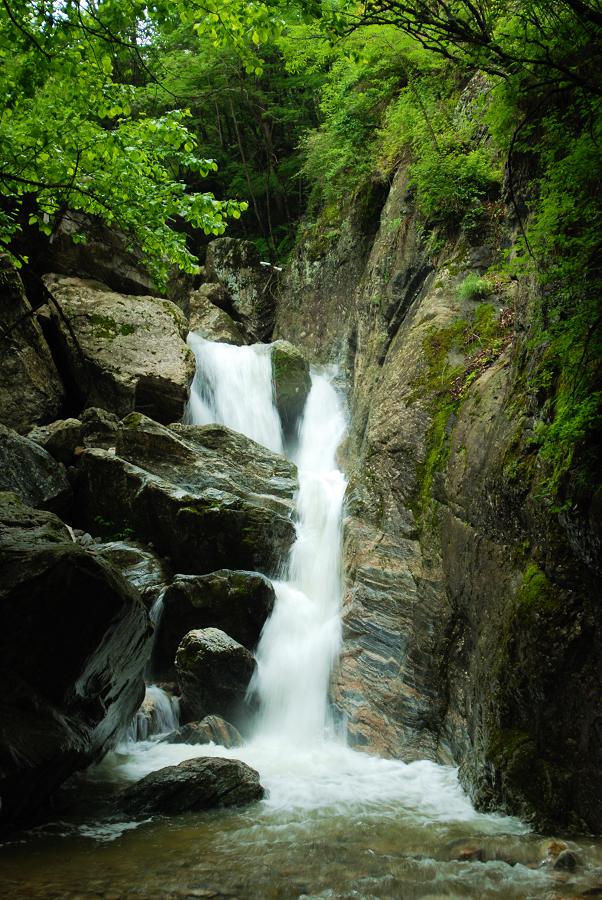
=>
[127,685,179,742]
[185,333,283,454]
[186,335,347,745]
[250,373,347,744]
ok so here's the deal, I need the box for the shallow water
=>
[2,736,602,900]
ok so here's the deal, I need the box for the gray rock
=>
[176,628,256,722]
[270,340,311,437]
[80,407,120,449]
[0,424,71,515]
[163,715,242,748]
[553,849,578,871]
[153,569,275,676]
[27,418,83,465]
[188,284,245,344]
[75,414,296,575]
[205,237,277,341]
[0,492,151,824]
[42,274,195,423]
[0,257,65,433]
[121,756,263,815]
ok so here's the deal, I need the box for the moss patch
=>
[89,313,136,339]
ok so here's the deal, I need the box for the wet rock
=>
[176,628,256,722]
[27,418,83,465]
[129,685,179,741]
[553,850,579,871]
[0,492,151,824]
[153,569,275,676]
[163,715,243,748]
[76,415,296,575]
[94,540,172,608]
[188,284,245,344]
[0,257,65,433]
[0,424,71,515]
[80,407,120,449]
[121,756,263,815]
[270,340,311,437]
[205,237,277,341]
[42,274,195,423]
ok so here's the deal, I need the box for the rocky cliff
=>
[274,164,601,833]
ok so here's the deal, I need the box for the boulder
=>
[176,628,256,722]
[0,424,71,515]
[94,540,172,609]
[188,284,245,345]
[270,340,311,437]
[80,407,120,449]
[75,415,296,575]
[162,715,243,748]
[204,237,277,341]
[121,756,263,815]
[43,275,195,423]
[27,418,83,465]
[0,492,151,824]
[0,257,65,433]
[153,570,275,676]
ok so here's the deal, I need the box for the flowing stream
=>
[1,336,600,899]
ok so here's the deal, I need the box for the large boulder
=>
[0,492,151,824]
[188,284,245,344]
[0,424,71,515]
[43,275,195,423]
[270,340,311,437]
[75,415,297,575]
[153,570,275,676]
[176,628,256,722]
[204,238,277,341]
[27,418,83,465]
[0,257,65,433]
[162,715,242,748]
[121,756,264,815]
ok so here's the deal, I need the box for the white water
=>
[185,332,283,454]
[127,685,179,742]
[113,337,525,834]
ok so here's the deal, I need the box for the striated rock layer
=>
[275,163,602,831]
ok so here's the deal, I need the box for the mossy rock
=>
[271,340,311,438]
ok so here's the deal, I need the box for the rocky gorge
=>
[0,164,600,897]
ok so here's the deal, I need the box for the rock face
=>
[176,628,256,722]
[0,492,151,824]
[270,340,311,437]
[75,414,296,576]
[163,715,243,748]
[0,257,65,433]
[204,237,277,341]
[188,284,245,344]
[121,756,264,815]
[0,424,71,515]
[43,274,195,423]
[153,569,275,676]
[275,159,602,831]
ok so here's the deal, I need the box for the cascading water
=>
[185,332,283,454]
[250,372,347,745]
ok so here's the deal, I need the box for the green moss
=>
[89,313,136,338]
[121,412,145,429]
[515,563,561,617]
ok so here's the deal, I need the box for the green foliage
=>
[0,0,247,286]
[457,274,492,302]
